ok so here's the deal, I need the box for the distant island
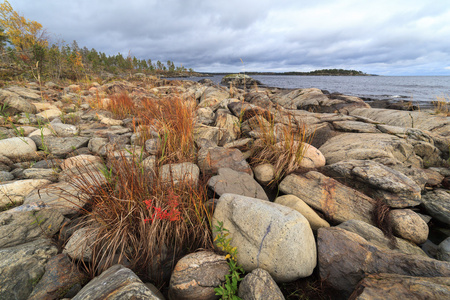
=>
[199,69,376,77]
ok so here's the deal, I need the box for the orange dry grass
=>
[108,92,136,118]
[138,95,197,164]
[251,113,309,184]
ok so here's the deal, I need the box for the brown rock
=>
[317,227,450,298]
[168,251,229,300]
[279,171,376,225]
[389,209,429,244]
[349,273,450,300]
[198,146,252,176]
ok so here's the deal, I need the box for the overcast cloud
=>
[8,0,450,75]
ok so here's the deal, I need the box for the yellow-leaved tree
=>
[0,0,47,51]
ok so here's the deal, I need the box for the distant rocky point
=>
[220,73,263,88]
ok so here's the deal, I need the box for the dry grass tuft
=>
[66,151,213,286]
[137,95,197,164]
[250,113,309,184]
[433,95,450,116]
[108,92,136,119]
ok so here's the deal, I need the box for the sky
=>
[8,0,450,75]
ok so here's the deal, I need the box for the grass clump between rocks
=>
[63,93,214,288]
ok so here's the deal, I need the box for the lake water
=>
[183,75,450,106]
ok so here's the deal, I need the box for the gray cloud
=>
[9,0,450,75]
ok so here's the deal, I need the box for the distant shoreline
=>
[194,69,376,77]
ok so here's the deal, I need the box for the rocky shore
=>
[0,75,449,299]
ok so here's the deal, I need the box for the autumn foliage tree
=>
[0,0,47,52]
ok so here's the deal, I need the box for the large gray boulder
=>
[32,136,90,156]
[0,89,37,115]
[72,264,160,300]
[213,194,316,282]
[198,87,230,111]
[317,227,450,298]
[279,171,376,225]
[323,160,421,208]
[208,168,268,200]
[0,239,58,300]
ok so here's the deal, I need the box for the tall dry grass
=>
[250,113,309,184]
[65,91,212,287]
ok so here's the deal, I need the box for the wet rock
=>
[389,209,429,244]
[0,208,65,248]
[208,168,268,200]
[275,195,330,231]
[421,189,450,225]
[349,273,450,300]
[213,194,316,282]
[323,160,421,208]
[72,264,160,300]
[0,239,58,300]
[317,227,450,298]
[279,171,376,225]
[238,268,285,300]
[0,137,38,160]
[198,146,252,176]
[337,219,427,257]
[28,254,87,300]
[168,251,229,300]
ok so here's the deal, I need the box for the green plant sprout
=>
[214,221,244,300]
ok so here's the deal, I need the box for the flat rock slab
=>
[319,133,423,168]
[317,227,450,298]
[208,167,268,200]
[350,107,450,137]
[279,171,376,225]
[337,219,427,257]
[349,273,450,300]
[168,251,229,300]
[213,193,316,282]
[0,208,65,248]
[32,136,90,156]
[72,264,160,300]
[0,239,58,300]
[323,160,421,208]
